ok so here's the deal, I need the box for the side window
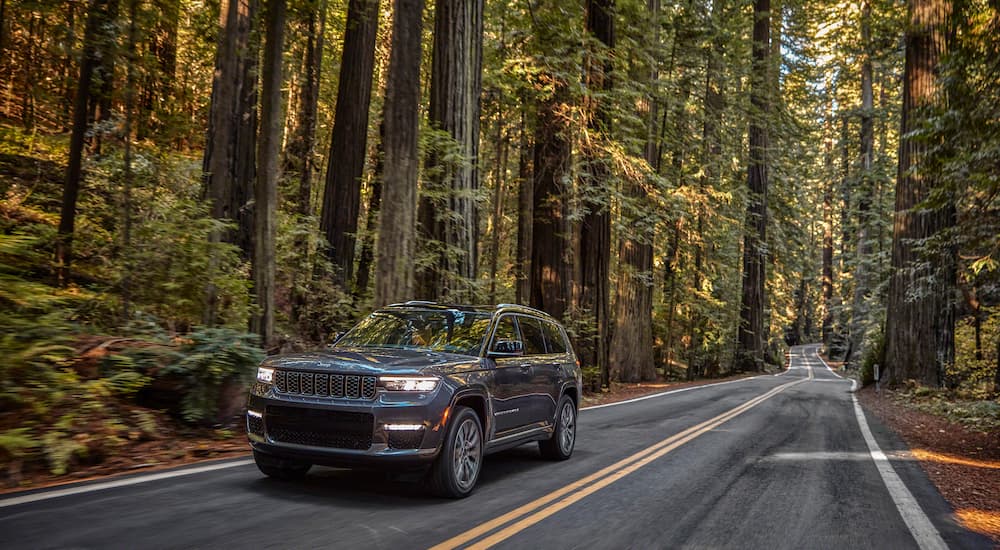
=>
[542,322,567,354]
[490,315,520,351]
[517,317,547,355]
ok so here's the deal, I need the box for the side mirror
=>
[489,339,524,358]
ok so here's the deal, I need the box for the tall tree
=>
[253,0,286,347]
[415,0,484,301]
[849,0,876,363]
[286,0,326,217]
[530,3,575,320]
[202,0,259,323]
[610,0,656,385]
[375,0,424,307]
[515,106,533,305]
[734,0,771,371]
[578,0,613,381]
[883,0,955,387]
[320,0,380,287]
[55,0,117,285]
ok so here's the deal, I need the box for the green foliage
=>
[161,328,264,423]
[860,326,885,386]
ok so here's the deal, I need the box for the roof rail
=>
[495,303,551,317]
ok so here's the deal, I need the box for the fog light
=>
[247,409,263,418]
[384,423,424,431]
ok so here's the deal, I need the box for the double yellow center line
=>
[431,377,809,550]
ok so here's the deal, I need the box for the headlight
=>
[379,375,439,392]
[257,367,275,384]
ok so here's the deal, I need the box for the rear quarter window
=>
[516,317,547,355]
[541,321,568,354]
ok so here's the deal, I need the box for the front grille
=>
[274,370,377,400]
[387,430,425,450]
[266,406,373,450]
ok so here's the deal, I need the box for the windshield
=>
[336,309,493,356]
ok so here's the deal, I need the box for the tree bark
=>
[320,0,380,288]
[253,0,286,348]
[579,0,613,382]
[609,0,657,385]
[202,0,259,324]
[56,0,114,286]
[374,0,423,307]
[822,99,835,345]
[849,0,876,364]
[416,0,484,301]
[884,0,955,387]
[355,119,385,299]
[287,0,326,218]
[122,0,138,319]
[515,107,533,305]
[735,0,771,372]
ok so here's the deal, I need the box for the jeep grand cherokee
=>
[246,302,582,497]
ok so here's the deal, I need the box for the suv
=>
[246,302,582,497]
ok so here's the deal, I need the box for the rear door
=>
[514,316,559,426]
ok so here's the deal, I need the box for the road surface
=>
[1,344,991,549]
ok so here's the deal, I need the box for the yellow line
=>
[430,378,806,550]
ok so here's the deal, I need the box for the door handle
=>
[518,364,532,371]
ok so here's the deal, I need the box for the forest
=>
[0,0,997,478]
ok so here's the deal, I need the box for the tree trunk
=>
[287,0,326,218]
[735,0,770,372]
[253,0,286,348]
[320,0,380,288]
[515,107,532,305]
[530,90,572,320]
[56,0,114,286]
[849,0,876,364]
[734,0,771,372]
[822,104,835,345]
[487,119,509,304]
[122,0,138,319]
[416,0,484,301]
[883,0,954,387]
[374,0,423,307]
[355,119,385,299]
[578,0,613,383]
[609,0,657,385]
[202,0,259,324]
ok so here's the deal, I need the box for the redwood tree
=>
[883,0,955,387]
[375,0,424,307]
[319,0,380,287]
[416,0,484,301]
[735,0,771,372]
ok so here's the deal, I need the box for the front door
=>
[488,315,533,434]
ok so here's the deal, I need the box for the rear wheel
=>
[539,395,576,460]
[253,449,311,481]
[427,406,482,498]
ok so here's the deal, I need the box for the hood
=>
[260,347,482,376]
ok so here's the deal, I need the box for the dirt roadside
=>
[857,386,1000,544]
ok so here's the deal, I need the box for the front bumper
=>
[246,383,452,468]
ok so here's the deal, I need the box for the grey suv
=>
[246,302,582,497]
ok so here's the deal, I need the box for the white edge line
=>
[814,350,947,550]
[581,375,764,411]
[0,459,254,509]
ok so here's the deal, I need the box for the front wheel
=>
[253,449,311,481]
[427,406,483,498]
[539,396,576,460]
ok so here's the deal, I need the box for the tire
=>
[539,395,576,460]
[427,406,483,498]
[253,449,311,481]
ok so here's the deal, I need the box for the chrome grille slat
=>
[273,369,376,401]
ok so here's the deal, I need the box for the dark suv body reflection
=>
[247,302,582,497]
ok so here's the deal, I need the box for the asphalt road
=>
[1,344,992,549]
